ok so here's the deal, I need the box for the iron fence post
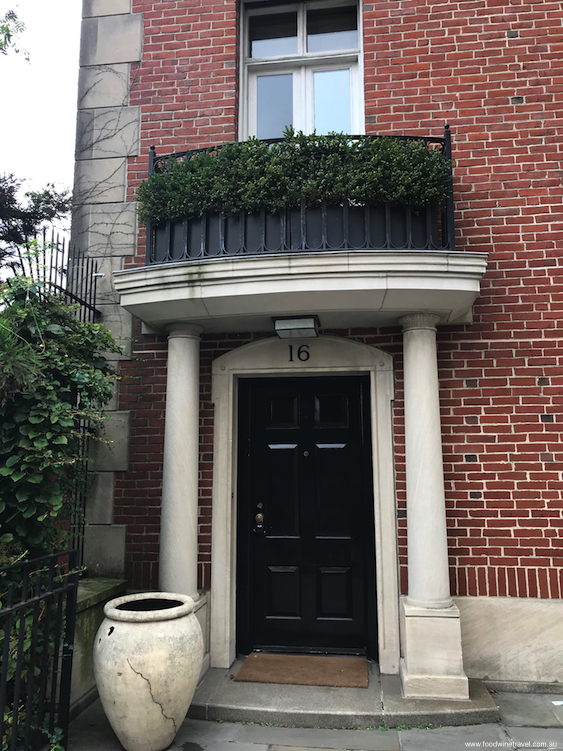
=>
[444,123,456,251]
[0,551,81,751]
[146,145,156,264]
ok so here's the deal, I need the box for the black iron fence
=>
[8,229,100,324]
[0,551,80,751]
[145,128,455,265]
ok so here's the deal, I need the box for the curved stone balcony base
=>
[114,250,488,333]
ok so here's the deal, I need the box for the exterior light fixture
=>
[273,316,320,339]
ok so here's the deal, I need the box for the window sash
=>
[242,0,364,139]
[248,62,361,137]
[245,1,359,61]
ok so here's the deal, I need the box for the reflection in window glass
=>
[257,74,293,139]
[307,7,357,53]
[314,69,350,134]
[249,13,298,58]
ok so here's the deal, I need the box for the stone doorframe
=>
[209,335,399,674]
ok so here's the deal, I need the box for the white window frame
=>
[240,0,364,140]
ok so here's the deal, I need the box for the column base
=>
[400,599,469,700]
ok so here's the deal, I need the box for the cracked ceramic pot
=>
[93,592,203,751]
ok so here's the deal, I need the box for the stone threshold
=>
[188,659,499,729]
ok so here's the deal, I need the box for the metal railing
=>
[7,229,100,324]
[145,127,455,265]
[0,551,80,751]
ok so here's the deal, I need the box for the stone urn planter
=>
[93,592,203,751]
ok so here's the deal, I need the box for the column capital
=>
[399,313,441,332]
[166,323,203,340]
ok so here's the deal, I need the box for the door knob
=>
[253,512,265,534]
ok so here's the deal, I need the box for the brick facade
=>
[115,0,562,597]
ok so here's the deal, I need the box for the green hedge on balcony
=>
[136,131,452,226]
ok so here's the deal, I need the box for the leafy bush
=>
[0,277,122,555]
[136,130,452,225]
[0,174,71,267]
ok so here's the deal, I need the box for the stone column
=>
[398,313,468,700]
[159,324,202,600]
[401,313,452,609]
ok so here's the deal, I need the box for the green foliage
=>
[136,130,452,225]
[46,726,65,751]
[0,174,72,266]
[0,276,122,554]
[0,9,28,59]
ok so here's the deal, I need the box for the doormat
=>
[233,653,369,688]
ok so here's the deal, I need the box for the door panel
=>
[237,376,376,656]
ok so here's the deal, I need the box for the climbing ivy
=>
[136,130,452,225]
[0,276,122,556]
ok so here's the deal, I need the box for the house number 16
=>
[288,344,310,362]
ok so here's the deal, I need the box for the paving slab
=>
[68,701,122,751]
[546,696,563,726]
[505,726,563,750]
[173,718,244,746]
[494,692,563,727]
[399,723,509,751]
[69,694,563,751]
[176,743,268,751]
[381,675,500,727]
[238,725,400,751]
[270,747,348,751]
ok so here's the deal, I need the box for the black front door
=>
[237,376,377,656]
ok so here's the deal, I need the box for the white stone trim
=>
[114,250,488,333]
[455,596,563,684]
[209,335,399,674]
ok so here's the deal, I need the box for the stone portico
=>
[114,250,486,699]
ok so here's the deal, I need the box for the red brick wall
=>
[126,0,239,267]
[361,0,563,599]
[114,328,168,588]
[116,0,563,595]
[363,0,562,258]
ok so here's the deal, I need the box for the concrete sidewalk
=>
[69,691,563,751]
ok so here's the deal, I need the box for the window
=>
[242,1,363,139]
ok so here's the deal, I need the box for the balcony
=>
[114,128,487,333]
[144,130,455,265]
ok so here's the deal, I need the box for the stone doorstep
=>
[188,662,500,730]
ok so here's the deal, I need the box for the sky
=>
[0,1,82,194]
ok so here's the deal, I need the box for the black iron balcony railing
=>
[145,128,455,266]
